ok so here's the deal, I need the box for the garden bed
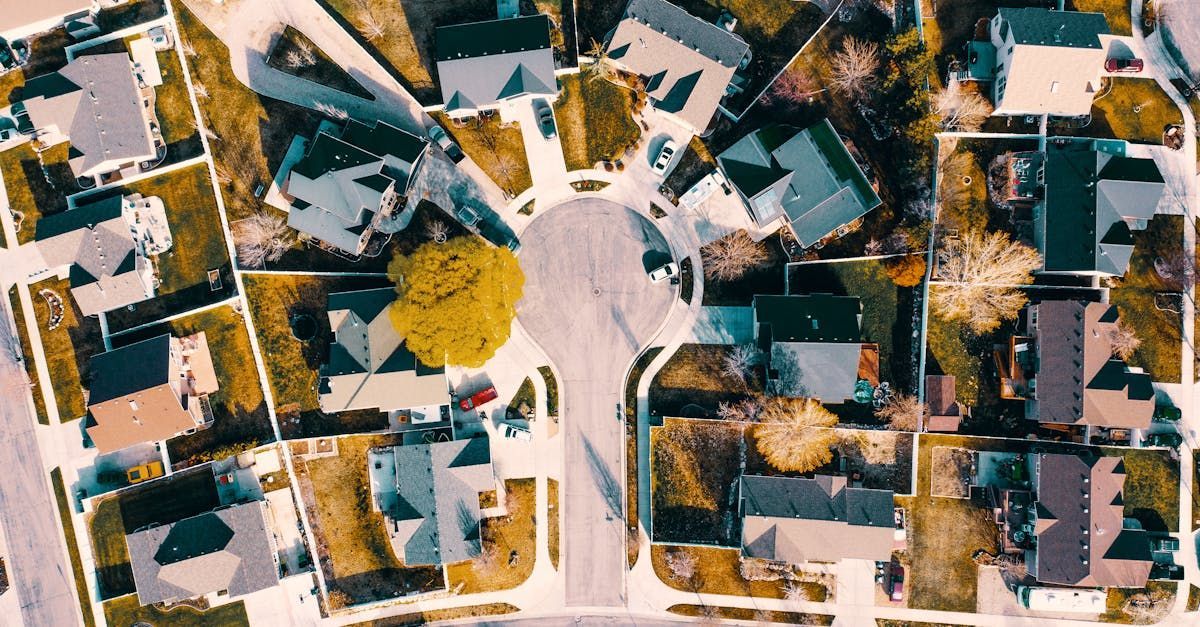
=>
[29,277,101,422]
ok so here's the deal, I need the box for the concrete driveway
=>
[516,198,676,607]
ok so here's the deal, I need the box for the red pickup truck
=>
[458,385,498,411]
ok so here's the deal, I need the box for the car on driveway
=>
[459,385,499,411]
[456,205,481,227]
[501,423,533,441]
[534,99,556,139]
[887,561,905,602]
[1144,432,1183,449]
[648,262,678,283]
[428,124,464,162]
[652,139,677,176]
[127,460,164,484]
[1105,57,1144,73]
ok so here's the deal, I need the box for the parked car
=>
[456,204,481,227]
[501,423,533,442]
[126,460,164,484]
[427,124,464,162]
[0,41,15,71]
[1152,537,1181,552]
[887,561,905,602]
[652,139,678,176]
[1105,57,1144,73]
[534,99,556,139]
[459,385,499,411]
[648,262,678,283]
[1153,404,1182,422]
[1145,432,1183,449]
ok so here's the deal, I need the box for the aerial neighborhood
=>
[0,0,1195,626]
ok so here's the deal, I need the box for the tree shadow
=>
[582,435,623,520]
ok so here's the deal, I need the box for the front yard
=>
[296,434,445,607]
[1110,214,1183,383]
[1079,78,1183,145]
[103,594,249,627]
[29,277,102,422]
[445,479,537,593]
[88,495,134,600]
[109,304,273,467]
[648,344,761,418]
[554,74,641,171]
[650,418,745,545]
[431,113,532,197]
[652,544,827,600]
[241,273,392,437]
[0,143,74,245]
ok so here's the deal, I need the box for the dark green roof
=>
[998,7,1109,49]
[35,194,123,240]
[327,287,393,321]
[292,132,379,179]
[88,334,171,405]
[754,294,862,343]
[1043,139,1100,271]
[341,119,427,163]
[435,14,551,62]
[152,512,234,566]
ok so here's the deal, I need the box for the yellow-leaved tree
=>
[388,236,524,368]
[753,397,838,473]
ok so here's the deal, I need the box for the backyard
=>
[154,46,205,164]
[554,74,641,171]
[296,434,445,606]
[648,344,761,418]
[650,418,745,545]
[176,2,323,222]
[445,479,537,593]
[29,277,102,422]
[110,304,273,467]
[241,273,392,437]
[103,594,249,627]
[1109,214,1183,383]
[651,544,827,600]
[431,113,532,197]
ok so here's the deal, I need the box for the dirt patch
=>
[930,446,973,499]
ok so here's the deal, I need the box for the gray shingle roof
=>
[87,334,171,405]
[998,7,1109,49]
[434,15,557,115]
[126,502,278,605]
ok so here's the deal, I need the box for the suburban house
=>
[85,333,219,453]
[717,120,882,248]
[0,0,97,41]
[18,52,158,180]
[924,375,965,433]
[126,501,279,605]
[999,454,1153,587]
[753,294,879,404]
[368,437,498,566]
[280,119,429,255]
[604,0,750,135]
[740,474,896,564]
[319,288,451,415]
[958,8,1112,117]
[997,300,1154,430]
[435,14,558,118]
[34,192,172,317]
[1033,138,1165,277]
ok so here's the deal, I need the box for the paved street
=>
[516,199,676,607]
[0,299,78,627]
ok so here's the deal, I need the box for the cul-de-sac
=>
[0,0,1197,626]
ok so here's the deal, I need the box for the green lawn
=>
[242,273,391,437]
[111,304,273,467]
[554,74,641,171]
[1110,215,1183,383]
[431,113,532,196]
[112,163,229,295]
[87,496,135,600]
[1118,448,1181,532]
[1090,77,1183,144]
[175,2,321,222]
[50,467,96,627]
[103,593,249,627]
[29,276,102,422]
[445,479,537,593]
[154,47,204,162]
[8,288,49,424]
[0,143,73,245]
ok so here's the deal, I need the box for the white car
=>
[652,139,678,176]
[648,262,679,283]
[501,423,533,442]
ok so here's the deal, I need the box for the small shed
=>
[925,375,965,432]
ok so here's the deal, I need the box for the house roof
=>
[924,375,963,432]
[1032,454,1152,587]
[434,14,556,114]
[1032,301,1154,428]
[126,502,279,605]
[88,334,171,405]
[34,194,154,316]
[1041,139,1164,275]
[23,53,156,177]
[717,121,881,246]
[740,474,894,563]
[379,438,496,565]
[605,0,748,132]
[754,293,862,343]
[769,342,864,404]
[85,334,197,452]
[319,288,449,413]
[998,7,1109,49]
[0,0,92,37]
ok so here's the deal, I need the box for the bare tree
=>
[180,38,196,57]
[664,548,697,584]
[314,101,349,121]
[721,344,757,383]
[932,230,1041,334]
[875,394,925,431]
[356,1,387,41]
[935,82,994,132]
[1107,319,1141,361]
[864,238,884,256]
[754,398,839,473]
[761,66,823,105]
[701,230,769,281]
[1154,249,1194,290]
[235,211,296,268]
[585,38,618,83]
[425,219,450,243]
[717,397,762,423]
[830,36,880,99]
[785,581,817,603]
[192,81,209,100]
[284,41,317,69]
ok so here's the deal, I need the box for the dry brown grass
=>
[445,479,537,593]
[930,447,973,499]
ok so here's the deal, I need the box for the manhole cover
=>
[592,288,602,296]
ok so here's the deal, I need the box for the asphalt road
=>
[516,199,676,608]
[1163,9,1200,82]
[0,299,79,626]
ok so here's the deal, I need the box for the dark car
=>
[534,99,556,139]
[1152,537,1180,552]
[1153,404,1182,422]
[1105,57,1144,73]
[887,561,905,602]
[1145,432,1183,449]
[1150,563,1184,580]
